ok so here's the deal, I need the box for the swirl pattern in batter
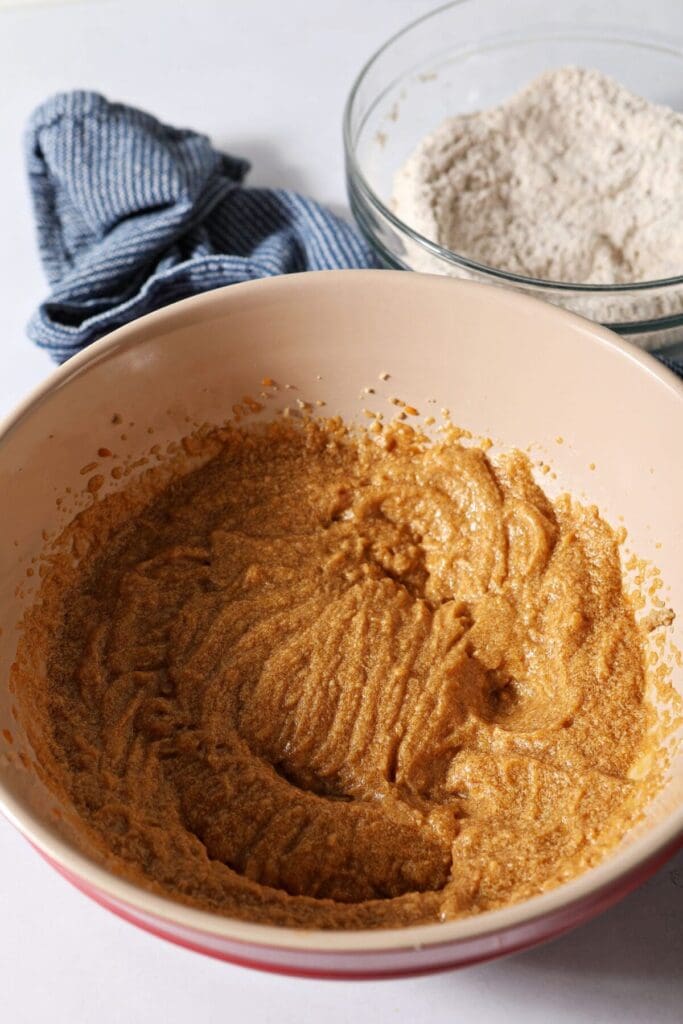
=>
[15,418,650,928]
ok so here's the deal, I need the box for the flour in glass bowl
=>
[392,67,683,321]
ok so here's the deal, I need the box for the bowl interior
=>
[0,270,681,951]
[353,22,683,219]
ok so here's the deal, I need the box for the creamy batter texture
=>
[13,418,655,928]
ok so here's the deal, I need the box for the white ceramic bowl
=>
[0,271,681,978]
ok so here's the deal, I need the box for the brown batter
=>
[13,417,655,928]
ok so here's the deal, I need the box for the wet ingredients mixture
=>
[14,417,660,929]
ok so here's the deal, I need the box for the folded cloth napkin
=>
[25,91,377,363]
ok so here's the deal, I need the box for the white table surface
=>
[0,1,681,1020]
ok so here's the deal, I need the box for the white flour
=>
[392,67,683,286]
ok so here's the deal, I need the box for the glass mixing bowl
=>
[344,0,683,356]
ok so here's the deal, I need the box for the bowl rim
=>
[342,0,683,301]
[1,269,682,954]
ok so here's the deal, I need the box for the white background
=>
[0,1,681,1021]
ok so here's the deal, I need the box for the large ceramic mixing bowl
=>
[0,271,681,978]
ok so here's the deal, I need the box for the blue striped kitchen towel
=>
[25,91,377,363]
